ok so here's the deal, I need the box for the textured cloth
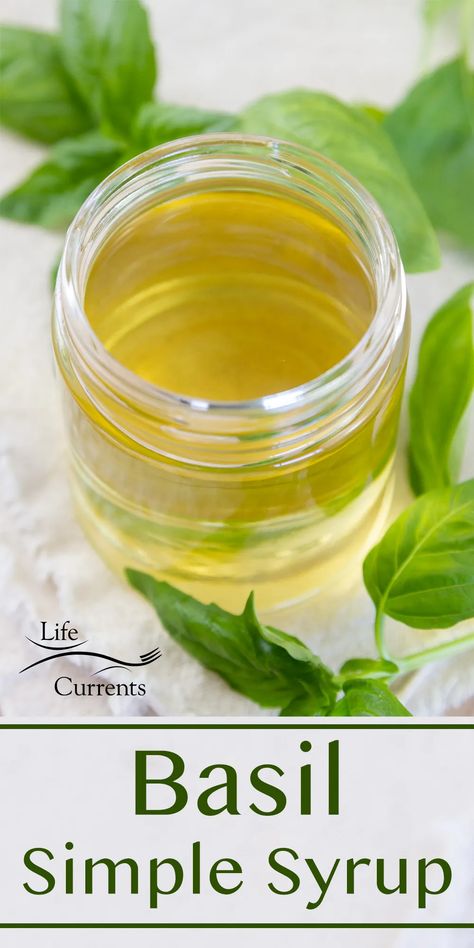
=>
[0,0,473,715]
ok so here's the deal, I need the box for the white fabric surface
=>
[0,0,473,715]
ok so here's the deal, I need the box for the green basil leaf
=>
[338,657,399,681]
[329,697,350,715]
[126,571,338,714]
[132,102,236,151]
[239,89,440,273]
[331,680,411,717]
[363,480,474,629]
[384,58,474,249]
[409,282,474,495]
[60,0,156,135]
[0,130,124,228]
[359,104,387,124]
[279,694,331,716]
[0,26,92,143]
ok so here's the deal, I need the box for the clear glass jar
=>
[53,135,409,612]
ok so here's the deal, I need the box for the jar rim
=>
[55,133,406,423]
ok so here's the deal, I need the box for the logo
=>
[20,621,161,698]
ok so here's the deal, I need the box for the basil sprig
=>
[409,283,474,495]
[364,480,474,632]
[0,0,472,265]
[125,575,338,715]
[0,26,92,143]
[330,681,412,717]
[126,569,406,717]
[59,0,156,136]
[132,102,236,153]
[0,131,124,228]
[127,477,474,717]
[384,58,474,251]
[6,0,474,272]
[239,90,440,273]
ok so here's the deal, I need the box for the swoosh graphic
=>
[91,664,139,676]
[25,636,89,651]
[91,651,162,677]
[19,649,162,675]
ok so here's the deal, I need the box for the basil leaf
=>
[359,104,387,124]
[363,480,474,629]
[132,102,236,151]
[338,658,399,681]
[126,571,338,714]
[384,59,474,249]
[0,131,124,228]
[331,680,411,717]
[60,0,156,135]
[409,283,474,495]
[239,89,440,273]
[0,26,92,143]
[279,694,331,716]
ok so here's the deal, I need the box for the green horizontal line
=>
[0,724,471,730]
[0,923,472,929]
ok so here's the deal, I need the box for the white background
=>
[0,721,472,944]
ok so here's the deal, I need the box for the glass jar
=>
[53,135,409,612]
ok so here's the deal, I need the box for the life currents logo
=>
[19,621,161,699]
